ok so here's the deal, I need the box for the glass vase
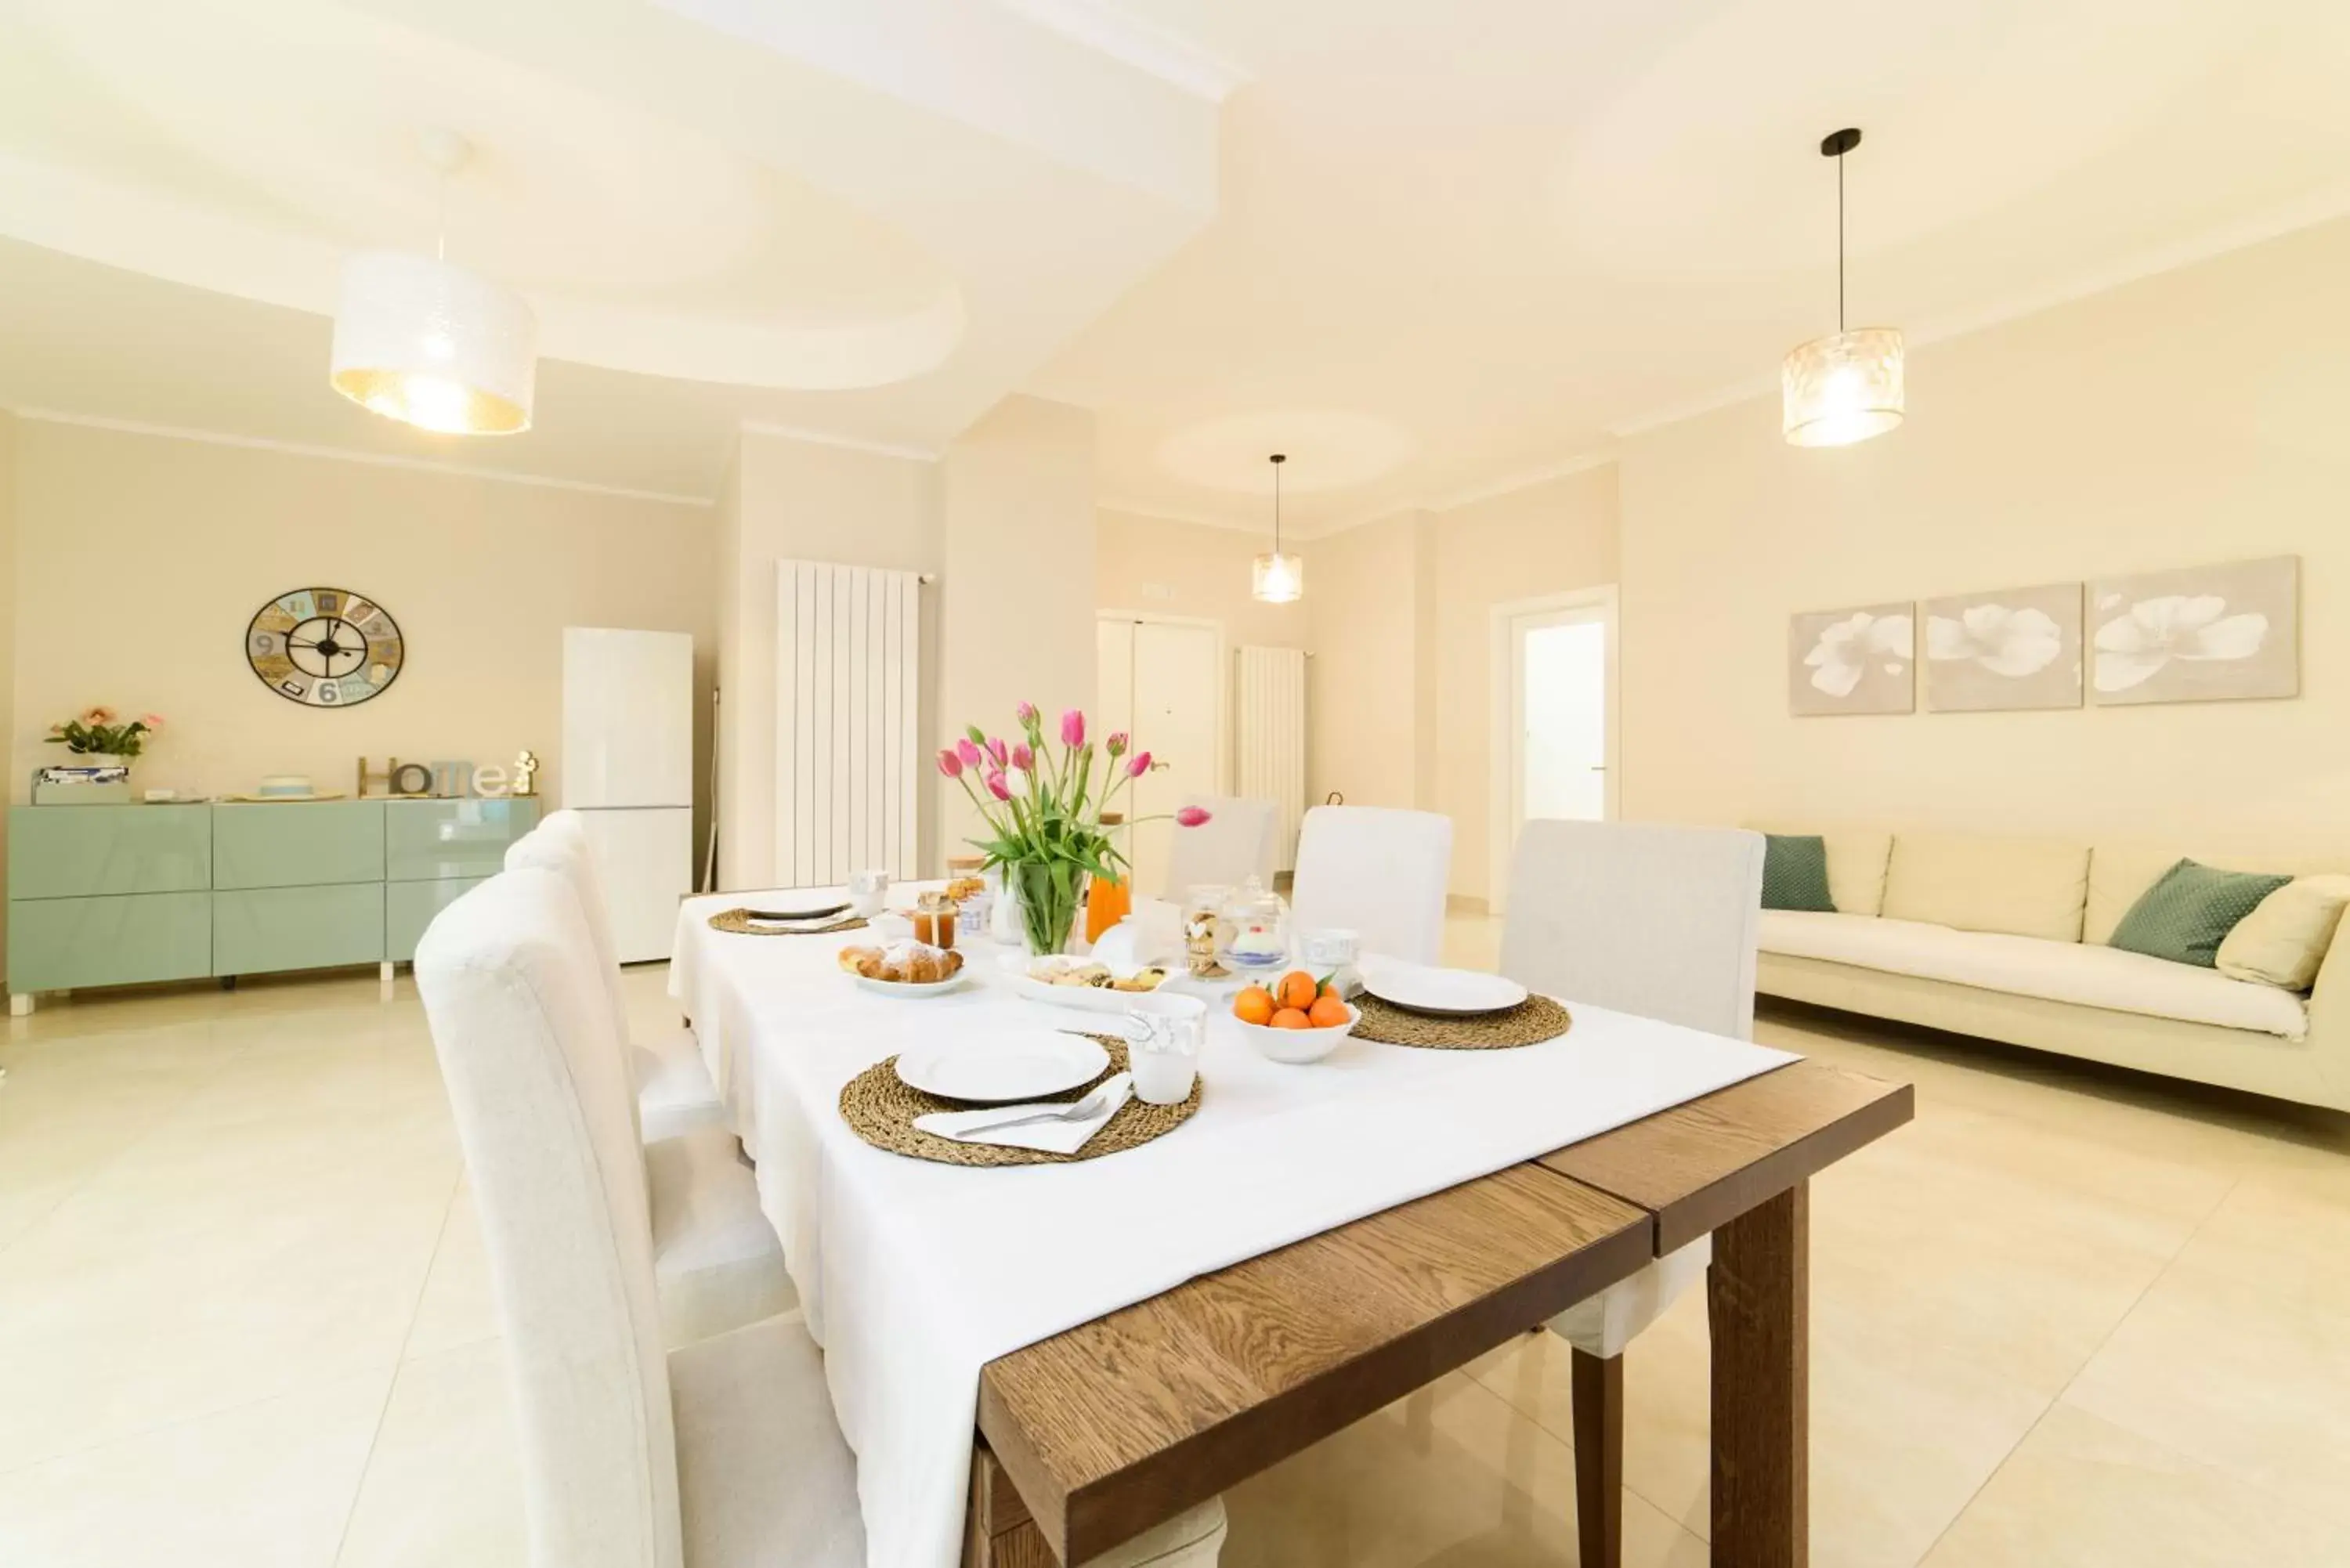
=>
[1009,860,1081,958]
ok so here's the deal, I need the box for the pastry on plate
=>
[837,941,965,985]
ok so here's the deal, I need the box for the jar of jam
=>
[913,890,958,950]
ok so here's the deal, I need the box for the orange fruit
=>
[1276,970,1318,1011]
[1318,977,1341,999]
[1270,1007,1313,1030]
[1233,986,1275,1026]
[1307,994,1350,1028]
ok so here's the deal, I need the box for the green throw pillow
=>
[2108,858,2293,968]
[1762,834,1837,912]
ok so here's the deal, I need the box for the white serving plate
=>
[997,952,1173,1014]
[1358,959,1528,1016]
[854,973,970,1000]
[1233,1003,1358,1064]
[895,1030,1109,1103]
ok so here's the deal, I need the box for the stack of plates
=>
[1357,957,1528,1016]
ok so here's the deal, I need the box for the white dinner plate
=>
[855,973,970,1000]
[1359,958,1528,1016]
[895,1030,1110,1103]
[994,952,1174,1013]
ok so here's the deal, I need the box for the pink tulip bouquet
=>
[938,702,1211,955]
[45,706,165,761]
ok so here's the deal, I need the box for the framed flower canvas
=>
[1788,602,1914,716]
[1922,582,2083,712]
[2089,556,2299,706]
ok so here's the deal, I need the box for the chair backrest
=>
[1289,805,1454,965]
[414,869,683,1568]
[1160,795,1281,901]
[1499,820,1764,1039]
[508,811,632,1044]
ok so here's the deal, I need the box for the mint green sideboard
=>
[383,799,541,963]
[6,797,540,1009]
[8,806,213,1001]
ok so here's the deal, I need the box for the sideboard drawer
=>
[385,799,541,883]
[8,805,212,900]
[8,892,213,992]
[212,803,385,889]
[212,884,385,976]
[385,876,486,963]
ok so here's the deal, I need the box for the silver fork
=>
[948,1075,1128,1134]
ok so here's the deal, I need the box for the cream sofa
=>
[1750,827,2350,1112]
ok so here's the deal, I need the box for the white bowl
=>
[1232,1003,1358,1064]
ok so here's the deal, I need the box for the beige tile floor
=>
[2,918,2347,1566]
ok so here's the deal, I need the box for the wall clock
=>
[246,588,404,708]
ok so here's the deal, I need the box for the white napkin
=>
[913,1073,1133,1154]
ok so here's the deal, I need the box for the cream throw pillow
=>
[1881,834,2091,943]
[2216,875,2350,990]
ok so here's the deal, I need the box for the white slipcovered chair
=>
[1289,805,1453,964]
[509,811,725,1143]
[414,869,1227,1568]
[1498,818,1765,1568]
[1159,795,1281,900]
[507,821,791,1349]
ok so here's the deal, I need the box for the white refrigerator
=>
[562,627,695,963]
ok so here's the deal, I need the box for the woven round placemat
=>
[1350,993,1571,1050]
[838,1036,1200,1168]
[707,909,867,937]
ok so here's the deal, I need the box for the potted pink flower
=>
[938,703,1211,956]
[45,707,164,768]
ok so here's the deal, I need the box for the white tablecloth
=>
[671,888,1796,1568]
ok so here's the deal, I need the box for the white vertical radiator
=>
[1234,645,1308,873]
[776,562,923,885]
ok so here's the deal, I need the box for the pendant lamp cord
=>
[1835,149,1846,334]
[1274,459,1283,553]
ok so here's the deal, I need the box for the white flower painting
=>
[2089,557,2299,706]
[1789,602,1914,716]
[1922,583,2082,712]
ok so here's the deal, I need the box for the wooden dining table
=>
[961,1057,1911,1568]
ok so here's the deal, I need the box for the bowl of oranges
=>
[1231,970,1358,1064]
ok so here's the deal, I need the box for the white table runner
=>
[671,889,1797,1568]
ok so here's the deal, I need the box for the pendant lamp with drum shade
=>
[1251,453,1303,604]
[330,129,537,435]
[1782,128,1904,447]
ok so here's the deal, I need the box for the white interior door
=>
[1097,616,1222,895]
[1491,590,1618,912]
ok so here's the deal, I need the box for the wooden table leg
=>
[1708,1182,1808,1568]
[966,1445,1056,1568]
[1571,1348,1623,1568]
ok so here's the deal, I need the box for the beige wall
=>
[11,421,715,835]
[939,396,1097,854]
[1095,508,1311,652]
[1432,466,1619,902]
[1292,468,1622,901]
[1304,511,1427,812]
[712,428,939,889]
[0,413,14,969]
[1620,215,2350,860]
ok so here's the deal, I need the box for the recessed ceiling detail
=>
[1155,410,1415,495]
[0,0,967,392]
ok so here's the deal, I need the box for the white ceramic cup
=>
[848,869,890,917]
[1123,992,1206,1106]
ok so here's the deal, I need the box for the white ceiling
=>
[3,1,2348,518]
[0,0,1225,493]
[1040,0,2350,531]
